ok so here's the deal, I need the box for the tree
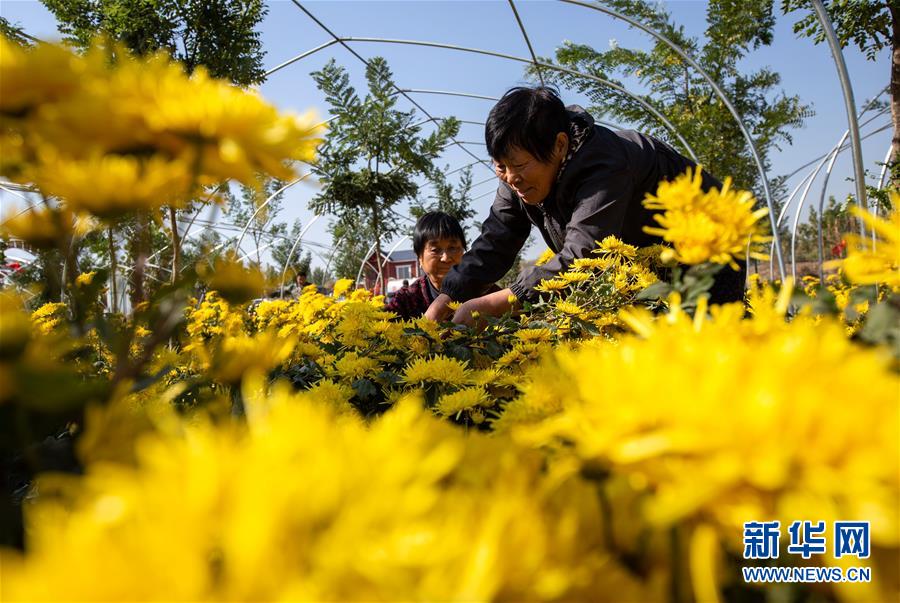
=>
[782,0,899,187]
[410,166,478,233]
[0,17,33,46]
[40,0,267,86]
[529,0,810,198]
[41,0,270,302]
[225,178,287,267]
[310,57,460,290]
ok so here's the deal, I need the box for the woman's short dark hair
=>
[413,211,467,256]
[485,86,569,163]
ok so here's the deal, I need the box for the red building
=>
[362,249,420,291]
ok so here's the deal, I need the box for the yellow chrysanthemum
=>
[534,248,556,266]
[594,235,637,262]
[30,153,195,217]
[554,300,585,316]
[572,257,613,271]
[830,203,900,288]
[535,278,569,293]
[643,168,769,268]
[330,352,380,381]
[560,270,591,284]
[74,271,96,287]
[402,355,470,386]
[435,387,489,416]
[0,205,74,249]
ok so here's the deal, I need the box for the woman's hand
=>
[424,294,455,322]
[451,288,516,327]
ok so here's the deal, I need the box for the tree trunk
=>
[129,213,149,308]
[372,209,385,294]
[891,2,900,188]
[169,206,181,284]
[108,226,118,313]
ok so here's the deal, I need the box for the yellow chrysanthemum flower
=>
[830,203,900,288]
[436,387,489,416]
[594,235,637,262]
[330,352,381,381]
[643,168,769,268]
[0,205,74,249]
[535,278,569,293]
[554,300,585,316]
[534,248,556,266]
[560,270,591,284]
[74,271,96,287]
[402,355,470,386]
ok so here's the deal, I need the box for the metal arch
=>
[810,122,891,279]
[288,2,496,177]
[788,113,890,280]
[769,168,818,278]
[234,173,312,250]
[398,88,500,102]
[355,240,380,289]
[810,0,868,237]
[507,0,545,86]
[399,90,628,133]
[279,213,323,296]
[336,37,700,164]
[377,235,412,290]
[265,39,340,77]
[876,144,893,192]
[559,0,785,279]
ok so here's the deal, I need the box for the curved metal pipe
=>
[234,173,311,251]
[810,0,868,239]
[508,0,545,86]
[279,213,323,296]
[337,36,699,164]
[355,240,380,289]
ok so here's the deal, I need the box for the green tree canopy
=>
[310,57,460,289]
[40,0,268,85]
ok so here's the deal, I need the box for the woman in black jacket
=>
[425,86,744,325]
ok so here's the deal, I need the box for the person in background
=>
[386,212,466,320]
[426,86,743,325]
[293,270,309,298]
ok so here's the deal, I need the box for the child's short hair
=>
[413,212,467,256]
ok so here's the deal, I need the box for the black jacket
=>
[441,107,729,303]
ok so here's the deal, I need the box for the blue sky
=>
[1,0,891,269]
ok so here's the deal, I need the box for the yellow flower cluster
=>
[498,292,899,601]
[1,392,653,602]
[835,201,900,289]
[0,38,322,220]
[643,168,770,268]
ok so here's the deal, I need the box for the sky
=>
[0,0,892,272]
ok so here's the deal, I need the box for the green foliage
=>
[310,57,460,286]
[40,0,268,85]
[781,0,893,60]
[530,0,811,196]
[411,166,477,232]
[0,16,33,46]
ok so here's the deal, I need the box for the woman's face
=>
[418,237,464,287]
[493,133,568,206]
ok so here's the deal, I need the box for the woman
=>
[425,86,744,324]
[386,211,466,320]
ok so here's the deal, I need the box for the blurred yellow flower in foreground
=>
[831,201,900,289]
[1,394,651,602]
[0,39,323,217]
